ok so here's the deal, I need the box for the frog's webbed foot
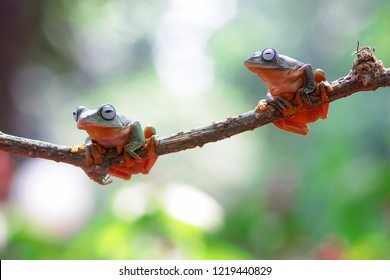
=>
[85,142,106,165]
[313,81,332,119]
[74,138,106,166]
[266,94,296,116]
[313,68,333,101]
[256,93,295,116]
[296,88,314,107]
[143,130,160,174]
[316,80,333,102]
[109,126,160,179]
[108,166,133,180]
[144,134,159,158]
[123,149,142,168]
[273,119,310,136]
[115,145,137,167]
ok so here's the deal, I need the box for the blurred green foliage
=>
[0,0,389,259]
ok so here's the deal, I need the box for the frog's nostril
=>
[252,52,262,58]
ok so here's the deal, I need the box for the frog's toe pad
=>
[325,83,333,93]
[256,99,268,111]
[70,145,85,153]
[320,81,333,93]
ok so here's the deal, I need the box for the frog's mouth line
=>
[244,62,286,70]
[77,120,116,129]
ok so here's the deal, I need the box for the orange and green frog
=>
[72,104,159,181]
[244,48,333,135]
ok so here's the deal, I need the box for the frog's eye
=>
[73,106,87,122]
[262,48,276,61]
[100,104,116,121]
[72,110,78,121]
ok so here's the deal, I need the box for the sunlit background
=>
[0,0,389,259]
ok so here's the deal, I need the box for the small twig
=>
[0,49,389,184]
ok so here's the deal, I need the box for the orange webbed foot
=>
[91,142,106,165]
[258,95,297,116]
[316,82,331,119]
[142,126,159,174]
[83,142,106,166]
[115,145,136,167]
[314,69,333,101]
[273,119,310,136]
[124,152,136,168]
[108,166,132,180]
[313,69,333,119]
[107,126,160,181]
[317,81,333,101]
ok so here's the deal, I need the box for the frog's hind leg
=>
[84,140,106,165]
[273,118,309,136]
[144,125,156,139]
[142,126,160,174]
[108,166,132,180]
[314,69,333,119]
[314,69,333,100]
[142,138,159,174]
[318,103,330,120]
[266,94,297,116]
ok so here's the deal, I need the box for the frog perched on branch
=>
[72,104,159,182]
[0,47,388,184]
[245,48,333,135]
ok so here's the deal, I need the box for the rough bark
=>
[0,48,388,184]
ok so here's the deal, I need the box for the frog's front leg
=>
[314,69,333,100]
[124,121,145,167]
[142,126,160,174]
[265,93,297,116]
[296,64,316,106]
[314,69,333,118]
[316,81,332,119]
[84,137,106,165]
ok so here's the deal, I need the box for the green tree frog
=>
[245,48,333,135]
[72,104,159,180]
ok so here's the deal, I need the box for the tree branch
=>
[1,49,389,184]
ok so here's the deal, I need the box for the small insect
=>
[352,41,375,55]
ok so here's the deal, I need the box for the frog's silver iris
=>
[100,104,116,121]
[262,48,276,61]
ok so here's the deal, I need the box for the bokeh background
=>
[0,0,389,259]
